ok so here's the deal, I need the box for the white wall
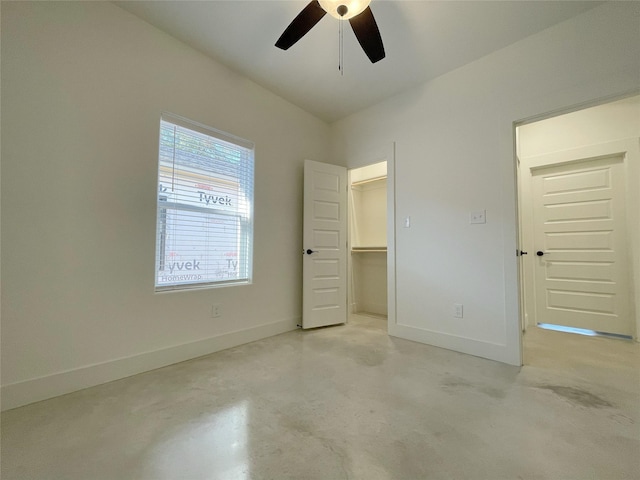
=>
[352,252,387,316]
[518,96,640,337]
[1,2,330,410]
[518,96,640,158]
[351,180,387,248]
[331,2,640,365]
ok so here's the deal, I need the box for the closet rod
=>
[351,175,387,187]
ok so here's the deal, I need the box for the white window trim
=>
[154,113,254,293]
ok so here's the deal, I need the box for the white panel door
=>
[303,160,348,329]
[532,155,632,336]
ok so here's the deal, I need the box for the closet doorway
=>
[348,161,388,321]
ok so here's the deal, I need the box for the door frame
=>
[515,105,640,343]
[346,143,397,332]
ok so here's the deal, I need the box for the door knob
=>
[519,250,528,256]
[536,251,544,256]
[306,249,316,255]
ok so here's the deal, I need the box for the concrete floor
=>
[1,314,639,479]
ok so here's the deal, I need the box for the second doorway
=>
[349,161,388,319]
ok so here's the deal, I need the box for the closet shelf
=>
[351,246,387,253]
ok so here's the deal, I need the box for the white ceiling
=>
[115,0,604,123]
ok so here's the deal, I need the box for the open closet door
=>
[302,160,348,329]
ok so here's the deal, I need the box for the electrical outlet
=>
[453,303,463,318]
[211,304,222,318]
[470,210,486,224]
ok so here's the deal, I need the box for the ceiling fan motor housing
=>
[275,0,385,64]
[319,0,371,20]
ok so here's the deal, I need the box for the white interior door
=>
[302,160,348,329]
[531,154,632,336]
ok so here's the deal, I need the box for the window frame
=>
[154,113,255,293]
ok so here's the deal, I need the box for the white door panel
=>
[303,160,347,329]
[532,155,632,336]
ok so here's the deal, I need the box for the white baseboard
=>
[388,322,518,366]
[360,302,387,317]
[1,317,298,411]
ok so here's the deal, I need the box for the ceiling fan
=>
[275,0,385,64]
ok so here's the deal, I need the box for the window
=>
[155,113,254,292]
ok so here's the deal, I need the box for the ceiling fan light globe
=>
[318,0,371,20]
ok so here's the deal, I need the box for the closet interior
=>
[349,162,388,318]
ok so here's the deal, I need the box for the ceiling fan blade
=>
[348,6,385,63]
[275,0,327,50]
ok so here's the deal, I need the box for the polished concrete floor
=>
[2,314,639,479]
